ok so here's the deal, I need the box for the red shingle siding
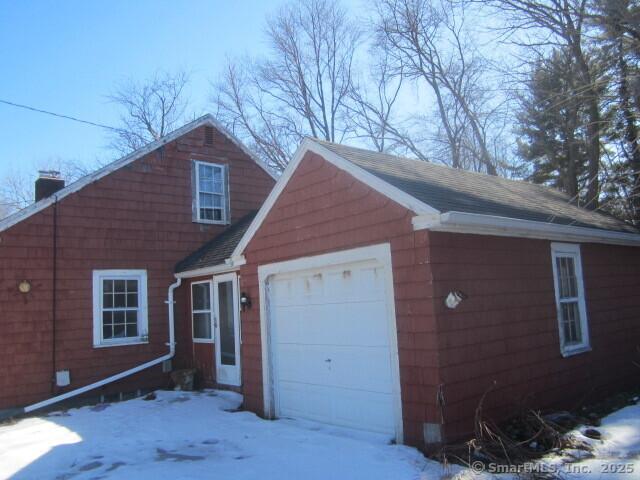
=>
[0,125,274,410]
[429,232,640,441]
[239,151,440,448]
[174,276,216,387]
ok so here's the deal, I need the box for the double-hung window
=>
[193,160,228,224]
[93,270,148,347]
[550,243,590,356]
[192,281,214,342]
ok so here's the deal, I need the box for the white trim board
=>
[413,211,640,246]
[231,138,440,259]
[0,114,275,234]
[257,243,404,444]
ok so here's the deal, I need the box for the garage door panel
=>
[269,257,398,437]
[274,302,390,347]
[276,344,393,393]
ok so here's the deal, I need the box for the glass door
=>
[213,273,241,386]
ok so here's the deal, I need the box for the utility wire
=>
[0,98,125,133]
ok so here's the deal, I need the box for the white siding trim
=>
[257,243,404,444]
[0,114,275,234]
[550,243,591,357]
[231,138,440,260]
[412,211,640,247]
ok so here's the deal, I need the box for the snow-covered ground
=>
[0,390,638,480]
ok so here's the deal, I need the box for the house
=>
[0,115,275,414]
[2,120,639,452]
[224,139,639,449]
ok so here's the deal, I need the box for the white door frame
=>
[213,272,242,386]
[257,243,404,443]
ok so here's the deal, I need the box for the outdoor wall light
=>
[240,292,252,310]
[445,290,467,309]
[18,280,31,294]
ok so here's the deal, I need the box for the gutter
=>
[11,277,183,417]
[175,255,246,279]
[412,211,640,247]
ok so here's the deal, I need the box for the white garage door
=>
[268,258,398,437]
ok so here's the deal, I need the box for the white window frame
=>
[92,269,149,348]
[191,280,214,343]
[194,160,228,225]
[550,243,590,357]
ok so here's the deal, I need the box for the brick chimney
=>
[35,170,65,202]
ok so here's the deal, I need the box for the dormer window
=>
[192,160,229,224]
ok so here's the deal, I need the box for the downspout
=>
[51,195,58,394]
[19,277,182,415]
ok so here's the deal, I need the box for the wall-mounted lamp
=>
[240,292,252,311]
[445,290,467,309]
[18,280,31,294]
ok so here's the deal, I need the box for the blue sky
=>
[0,0,308,179]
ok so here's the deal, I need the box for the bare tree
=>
[374,0,501,174]
[213,0,361,172]
[108,71,191,154]
[481,0,602,207]
[0,158,94,217]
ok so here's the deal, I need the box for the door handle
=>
[324,358,331,363]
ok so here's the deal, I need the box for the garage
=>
[258,245,403,441]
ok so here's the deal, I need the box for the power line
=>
[0,98,125,133]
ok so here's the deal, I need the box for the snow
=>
[1,390,638,480]
[0,390,451,480]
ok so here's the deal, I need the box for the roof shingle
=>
[175,212,257,273]
[316,140,636,234]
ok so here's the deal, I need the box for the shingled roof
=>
[175,212,257,273]
[315,140,636,234]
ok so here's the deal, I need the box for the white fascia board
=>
[412,211,640,246]
[175,262,241,279]
[231,138,441,259]
[0,114,274,234]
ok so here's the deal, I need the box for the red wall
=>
[0,125,274,410]
[174,276,215,387]
[429,232,640,441]
[239,151,441,447]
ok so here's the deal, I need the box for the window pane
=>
[113,311,125,325]
[114,293,126,308]
[126,280,138,294]
[200,193,214,207]
[102,311,113,326]
[201,178,214,193]
[113,324,125,338]
[556,256,578,298]
[213,208,222,221]
[127,293,138,308]
[218,281,236,365]
[103,325,113,339]
[103,280,113,293]
[193,312,212,339]
[200,208,214,220]
[125,310,137,325]
[114,280,126,293]
[213,181,223,194]
[212,195,222,208]
[192,283,211,311]
[199,164,213,179]
[126,324,138,337]
[103,292,113,308]
[561,301,582,345]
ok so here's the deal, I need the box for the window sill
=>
[561,344,591,358]
[93,339,149,349]
[194,219,229,226]
[193,338,215,344]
